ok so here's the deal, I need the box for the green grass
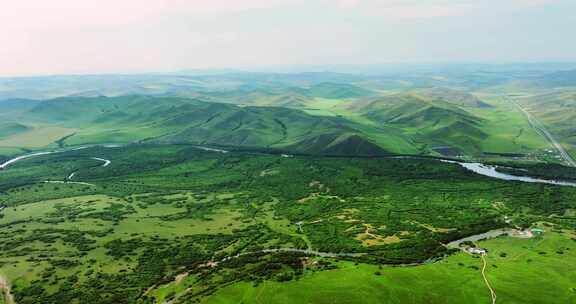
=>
[0,122,31,140]
[299,92,551,157]
[0,127,76,148]
[203,229,576,304]
[467,95,549,153]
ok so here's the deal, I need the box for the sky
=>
[1,0,575,76]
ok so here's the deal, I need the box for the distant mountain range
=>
[0,88,497,157]
[2,63,576,101]
[3,65,575,158]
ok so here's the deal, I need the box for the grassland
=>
[513,89,576,162]
[203,228,576,304]
[467,95,549,154]
[0,144,575,303]
[295,92,552,159]
[0,127,76,149]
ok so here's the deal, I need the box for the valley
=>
[0,90,556,163]
[3,0,576,300]
[1,66,576,304]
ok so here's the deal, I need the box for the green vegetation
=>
[1,67,576,303]
[517,90,576,160]
[0,144,575,303]
[204,228,576,304]
[0,123,30,140]
[0,90,555,161]
[0,67,567,162]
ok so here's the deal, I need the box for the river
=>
[389,156,576,187]
[0,146,113,170]
[2,145,575,187]
[446,229,517,248]
[91,157,111,167]
[444,160,576,187]
[0,151,56,170]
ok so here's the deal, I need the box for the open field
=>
[204,228,576,304]
[0,127,76,149]
[467,95,549,154]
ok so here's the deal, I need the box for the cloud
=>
[337,0,361,9]
[0,0,303,30]
[335,1,472,19]
[515,0,561,6]
[0,0,574,76]
[333,0,565,19]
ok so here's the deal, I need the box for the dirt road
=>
[480,254,497,304]
[0,275,15,304]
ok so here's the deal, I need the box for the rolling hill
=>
[537,69,576,87]
[10,95,390,156]
[348,93,488,154]
[304,82,374,99]
[518,90,576,155]
[0,122,31,139]
[0,82,556,159]
[412,87,491,108]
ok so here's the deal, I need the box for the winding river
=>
[0,146,112,171]
[441,160,576,187]
[91,157,111,167]
[389,156,576,187]
[446,228,517,248]
[0,151,56,170]
[2,145,575,187]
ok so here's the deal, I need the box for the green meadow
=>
[204,229,576,304]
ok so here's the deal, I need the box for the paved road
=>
[507,96,576,167]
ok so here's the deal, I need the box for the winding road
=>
[480,253,497,304]
[507,96,576,167]
[217,248,364,264]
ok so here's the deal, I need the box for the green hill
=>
[538,69,576,87]
[2,91,552,158]
[0,122,31,139]
[16,96,390,156]
[348,93,488,154]
[354,94,482,127]
[412,87,491,108]
[287,132,388,156]
[519,90,576,155]
[305,82,373,99]
[0,99,42,120]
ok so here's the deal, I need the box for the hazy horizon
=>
[3,0,576,77]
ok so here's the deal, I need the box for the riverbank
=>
[3,144,575,188]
